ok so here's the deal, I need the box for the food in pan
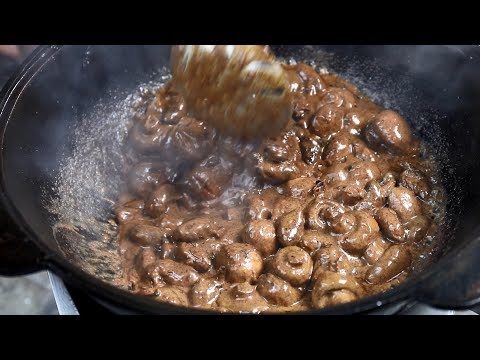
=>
[115,47,444,313]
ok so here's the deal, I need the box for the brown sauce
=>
[114,61,445,313]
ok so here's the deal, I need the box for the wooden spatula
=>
[170,45,293,139]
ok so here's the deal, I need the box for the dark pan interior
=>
[1,45,480,311]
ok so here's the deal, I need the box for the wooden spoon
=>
[170,45,293,139]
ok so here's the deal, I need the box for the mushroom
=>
[147,259,199,287]
[145,184,180,218]
[257,273,302,306]
[375,207,406,243]
[365,245,411,284]
[217,283,269,313]
[271,246,313,286]
[242,219,278,256]
[364,109,417,155]
[216,243,263,283]
[311,271,363,308]
[339,211,379,255]
[189,278,221,308]
[388,187,422,221]
[276,209,305,247]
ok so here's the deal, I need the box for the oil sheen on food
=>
[115,58,445,313]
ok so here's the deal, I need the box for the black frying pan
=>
[1,45,480,314]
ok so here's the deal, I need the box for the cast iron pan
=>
[1,45,480,314]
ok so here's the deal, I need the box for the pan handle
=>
[0,210,44,276]
[415,235,480,310]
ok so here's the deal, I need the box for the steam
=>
[46,63,171,282]
[49,73,171,223]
